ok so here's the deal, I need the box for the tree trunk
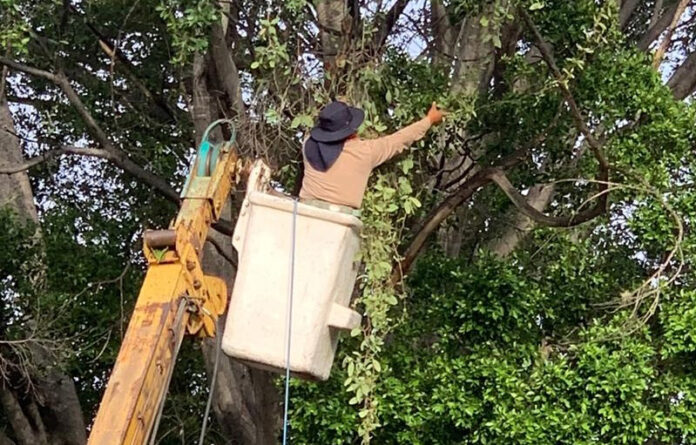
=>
[0,101,37,223]
[0,385,42,445]
[450,5,496,96]
[316,0,349,73]
[431,0,456,65]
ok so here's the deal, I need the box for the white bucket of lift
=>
[222,163,362,381]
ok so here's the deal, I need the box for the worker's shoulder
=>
[345,137,377,151]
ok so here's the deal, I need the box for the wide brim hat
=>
[310,101,365,142]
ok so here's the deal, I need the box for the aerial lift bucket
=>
[222,161,362,381]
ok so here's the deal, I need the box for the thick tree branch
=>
[348,0,361,39]
[637,2,680,51]
[52,73,112,150]
[649,0,665,28]
[372,0,410,52]
[651,0,691,68]
[396,163,609,282]
[431,0,455,63]
[487,183,555,257]
[667,50,696,99]
[0,52,8,102]
[315,0,348,71]
[396,97,594,281]
[56,71,179,201]
[396,128,542,281]
[22,400,47,444]
[0,138,234,234]
[519,4,612,238]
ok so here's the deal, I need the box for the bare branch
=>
[52,73,112,149]
[0,57,180,203]
[0,57,56,82]
[652,0,691,68]
[98,42,176,122]
[67,4,176,122]
[0,146,109,174]
[53,72,180,202]
[5,95,55,107]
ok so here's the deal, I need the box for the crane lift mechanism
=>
[87,120,240,445]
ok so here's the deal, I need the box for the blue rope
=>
[282,199,298,445]
[198,318,222,445]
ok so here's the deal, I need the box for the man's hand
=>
[427,102,446,125]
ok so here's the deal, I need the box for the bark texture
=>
[0,102,37,222]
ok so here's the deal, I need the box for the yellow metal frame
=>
[87,142,239,445]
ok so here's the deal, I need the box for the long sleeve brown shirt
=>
[300,117,432,208]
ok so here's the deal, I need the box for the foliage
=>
[0,0,29,53]
[156,0,219,65]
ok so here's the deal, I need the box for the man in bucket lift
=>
[300,101,445,213]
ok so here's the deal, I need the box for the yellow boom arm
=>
[88,124,239,445]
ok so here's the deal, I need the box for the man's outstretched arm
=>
[369,103,445,167]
